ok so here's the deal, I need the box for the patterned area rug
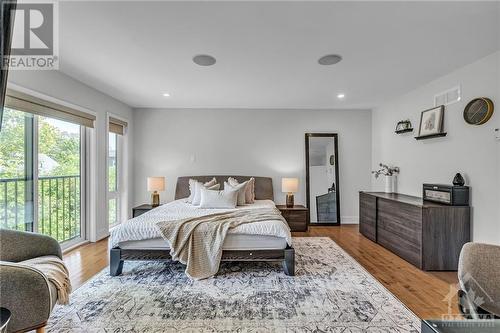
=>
[48,237,420,332]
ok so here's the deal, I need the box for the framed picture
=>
[417,105,444,137]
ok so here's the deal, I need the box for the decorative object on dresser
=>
[282,178,299,208]
[359,192,470,270]
[371,163,400,193]
[132,204,160,218]
[305,133,341,225]
[452,172,465,186]
[395,119,413,134]
[415,105,447,140]
[147,177,165,207]
[422,184,469,206]
[463,97,494,125]
[276,205,308,232]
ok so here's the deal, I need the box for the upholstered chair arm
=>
[458,242,500,317]
[0,229,62,262]
[0,262,53,332]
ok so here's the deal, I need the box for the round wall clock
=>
[463,97,494,125]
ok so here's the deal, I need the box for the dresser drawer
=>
[281,210,308,232]
[359,193,376,241]
[378,227,422,268]
[378,199,422,245]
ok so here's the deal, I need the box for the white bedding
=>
[110,199,292,248]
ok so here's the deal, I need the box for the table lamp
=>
[282,178,298,208]
[147,177,165,207]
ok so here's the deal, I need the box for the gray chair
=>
[458,242,500,319]
[0,229,62,333]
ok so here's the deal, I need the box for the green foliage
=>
[0,108,81,242]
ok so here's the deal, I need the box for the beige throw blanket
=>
[22,255,72,305]
[156,208,288,280]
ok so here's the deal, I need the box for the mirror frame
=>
[305,133,341,226]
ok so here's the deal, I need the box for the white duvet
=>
[110,199,292,248]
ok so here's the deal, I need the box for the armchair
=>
[457,242,500,319]
[0,229,62,333]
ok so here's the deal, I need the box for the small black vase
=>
[453,173,465,186]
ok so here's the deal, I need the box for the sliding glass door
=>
[0,107,85,247]
[0,108,34,232]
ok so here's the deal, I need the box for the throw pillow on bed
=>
[224,181,249,206]
[228,177,255,204]
[188,177,217,203]
[199,187,238,209]
[192,181,220,205]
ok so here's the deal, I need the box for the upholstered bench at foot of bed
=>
[109,246,295,277]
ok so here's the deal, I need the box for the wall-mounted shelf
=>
[414,133,447,140]
[395,128,414,134]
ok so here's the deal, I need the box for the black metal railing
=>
[0,175,81,243]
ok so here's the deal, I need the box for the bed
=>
[109,176,295,277]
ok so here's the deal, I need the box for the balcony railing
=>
[0,175,81,243]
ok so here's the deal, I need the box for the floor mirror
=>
[305,133,341,225]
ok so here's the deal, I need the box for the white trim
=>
[341,216,359,224]
[62,240,90,255]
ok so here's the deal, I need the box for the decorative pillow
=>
[199,187,238,209]
[188,177,217,203]
[228,177,255,204]
[224,181,248,206]
[192,182,220,205]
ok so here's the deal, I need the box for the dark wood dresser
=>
[359,192,470,271]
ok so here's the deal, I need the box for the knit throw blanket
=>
[22,255,72,305]
[156,208,288,280]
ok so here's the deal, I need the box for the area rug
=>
[48,237,420,332]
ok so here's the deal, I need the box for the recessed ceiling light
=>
[162,92,170,97]
[337,93,345,99]
[193,54,216,66]
[318,54,342,66]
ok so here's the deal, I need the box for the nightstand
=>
[276,205,308,232]
[132,204,161,218]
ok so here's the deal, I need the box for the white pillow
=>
[187,177,217,203]
[228,177,255,204]
[192,181,220,205]
[199,187,238,209]
[224,181,248,206]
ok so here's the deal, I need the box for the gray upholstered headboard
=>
[175,176,274,201]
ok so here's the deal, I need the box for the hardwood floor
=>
[63,225,460,320]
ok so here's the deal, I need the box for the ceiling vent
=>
[434,86,461,107]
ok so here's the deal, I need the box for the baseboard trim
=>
[341,216,359,224]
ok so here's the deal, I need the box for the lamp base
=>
[286,194,294,208]
[151,191,160,207]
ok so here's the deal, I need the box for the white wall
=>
[372,51,500,244]
[7,70,134,241]
[132,108,372,223]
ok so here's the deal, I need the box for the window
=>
[107,116,127,229]
[0,103,87,247]
[108,132,119,228]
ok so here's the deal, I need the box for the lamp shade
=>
[147,177,165,192]
[282,178,299,193]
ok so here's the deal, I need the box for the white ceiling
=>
[52,1,500,109]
